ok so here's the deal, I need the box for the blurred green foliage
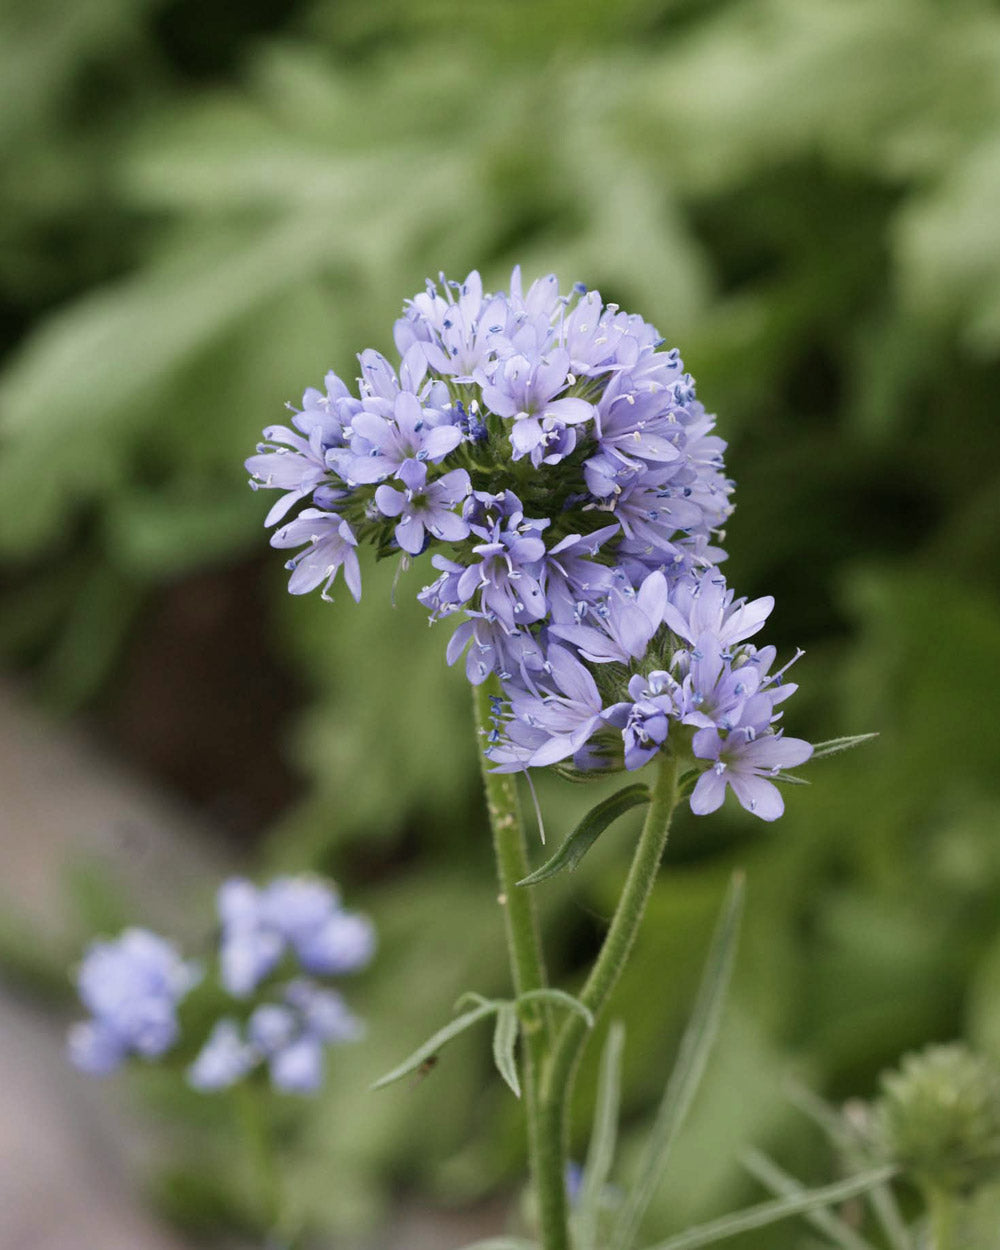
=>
[2,0,1000,1244]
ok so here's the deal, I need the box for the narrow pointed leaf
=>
[575,1021,626,1250]
[783,1081,912,1250]
[372,1000,500,1090]
[612,873,745,1250]
[517,784,651,886]
[742,1148,879,1250]
[810,733,879,760]
[516,988,594,1029]
[639,1168,897,1250]
[492,1004,521,1098]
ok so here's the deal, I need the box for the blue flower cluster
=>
[68,929,198,1075]
[190,876,373,1093]
[248,270,811,819]
[68,876,373,1095]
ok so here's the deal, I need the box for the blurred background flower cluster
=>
[2,0,1000,1246]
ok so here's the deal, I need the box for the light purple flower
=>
[677,632,763,731]
[690,708,813,822]
[188,1019,256,1091]
[245,372,354,526]
[271,509,362,602]
[339,388,464,485]
[542,527,619,625]
[248,1003,298,1054]
[217,876,375,997]
[603,670,679,771]
[663,569,773,651]
[263,982,364,1093]
[551,572,668,665]
[444,612,547,685]
[492,646,606,771]
[455,492,549,629]
[68,929,198,1075]
[187,980,364,1096]
[270,1034,325,1093]
[482,349,594,465]
[375,462,471,555]
[285,979,365,1044]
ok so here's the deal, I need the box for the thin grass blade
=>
[611,872,745,1250]
[575,1021,627,1250]
[639,1167,897,1250]
[742,1148,879,1250]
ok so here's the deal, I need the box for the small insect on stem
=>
[411,1055,439,1087]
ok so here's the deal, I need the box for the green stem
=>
[473,680,562,1248]
[235,1084,282,1238]
[538,750,680,1249]
[926,1186,959,1250]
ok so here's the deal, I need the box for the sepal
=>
[810,733,879,759]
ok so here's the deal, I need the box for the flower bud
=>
[874,1044,1000,1194]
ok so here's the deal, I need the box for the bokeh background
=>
[2,0,1000,1246]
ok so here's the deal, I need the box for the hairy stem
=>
[538,751,680,1245]
[473,680,563,1248]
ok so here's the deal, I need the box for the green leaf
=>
[741,1148,880,1250]
[492,1003,521,1098]
[371,999,500,1090]
[516,988,595,1029]
[810,733,879,760]
[516,783,651,886]
[638,1168,898,1250]
[611,873,745,1250]
[575,1021,626,1250]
